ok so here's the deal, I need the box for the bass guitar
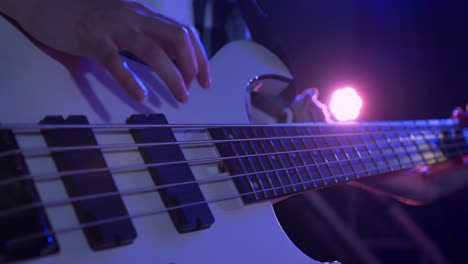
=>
[0,16,467,264]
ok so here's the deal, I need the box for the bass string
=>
[3,120,460,130]
[2,128,452,159]
[0,140,465,218]
[0,132,464,187]
[6,161,460,245]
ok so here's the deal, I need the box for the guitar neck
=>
[208,119,468,204]
[3,118,467,206]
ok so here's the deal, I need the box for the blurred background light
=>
[329,87,363,121]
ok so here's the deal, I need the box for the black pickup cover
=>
[41,116,136,250]
[0,129,59,262]
[127,114,214,233]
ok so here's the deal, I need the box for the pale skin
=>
[0,0,211,102]
[1,0,467,204]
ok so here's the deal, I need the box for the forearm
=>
[352,157,468,205]
[0,0,39,24]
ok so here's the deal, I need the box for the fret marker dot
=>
[253,181,259,189]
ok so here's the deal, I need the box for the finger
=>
[186,25,211,89]
[137,15,198,89]
[150,15,211,89]
[115,31,188,103]
[132,4,211,88]
[131,2,159,16]
[93,38,147,100]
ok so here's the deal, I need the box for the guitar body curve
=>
[0,17,319,264]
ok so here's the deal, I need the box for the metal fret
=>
[270,128,305,191]
[251,128,288,195]
[408,124,430,166]
[346,131,371,178]
[418,123,437,161]
[294,127,319,188]
[260,127,299,193]
[285,127,310,190]
[234,128,268,199]
[226,129,260,200]
[306,127,336,185]
[400,124,426,166]
[331,132,359,181]
[422,123,446,163]
[261,128,296,193]
[368,126,395,173]
[399,132,418,167]
[336,127,364,179]
[242,128,278,197]
[388,125,415,169]
[381,126,405,171]
[313,128,339,183]
[382,128,404,171]
[302,132,330,185]
[320,126,349,182]
[207,120,465,205]
[298,133,324,187]
[356,126,382,175]
[412,125,439,164]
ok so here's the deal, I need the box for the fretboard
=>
[209,119,468,203]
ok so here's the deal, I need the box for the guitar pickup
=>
[41,116,137,250]
[127,114,214,233]
[0,129,59,262]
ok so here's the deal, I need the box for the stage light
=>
[329,87,362,121]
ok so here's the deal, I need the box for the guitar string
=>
[0,139,399,186]
[0,129,463,187]
[0,140,465,218]
[0,151,432,217]
[1,120,459,130]
[5,161,463,245]
[2,128,455,159]
[3,133,466,241]
[1,124,465,238]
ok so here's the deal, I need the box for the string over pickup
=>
[127,114,215,233]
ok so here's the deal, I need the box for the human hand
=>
[2,0,211,102]
[352,105,468,204]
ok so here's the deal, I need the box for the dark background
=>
[194,0,468,262]
[240,0,468,121]
[237,1,468,263]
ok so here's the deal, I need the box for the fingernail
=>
[177,93,187,103]
[205,77,212,89]
[201,75,211,89]
[134,88,147,101]
[134,75,148,100]
[182,90,190,103]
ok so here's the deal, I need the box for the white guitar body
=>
[0,17,322,264]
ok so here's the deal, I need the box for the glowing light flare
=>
[329,87,363,121]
